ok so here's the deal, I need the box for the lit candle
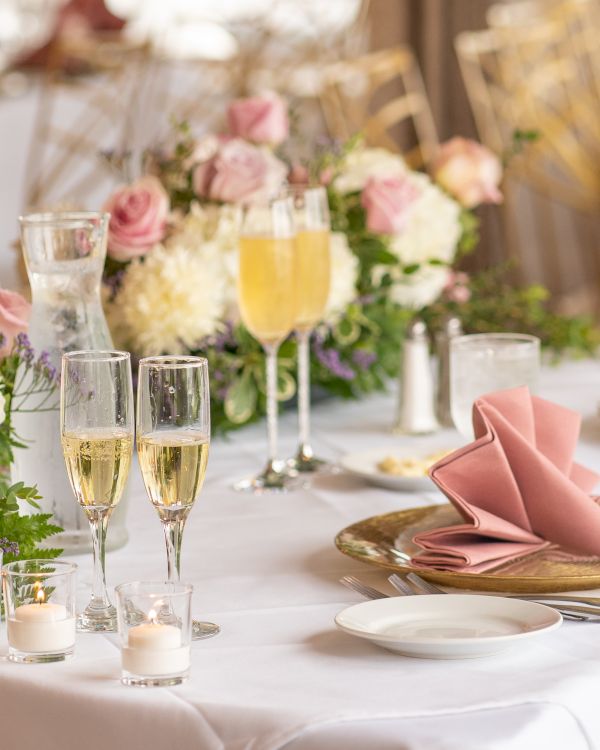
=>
[7,584,76,653]
[122,609,190,677]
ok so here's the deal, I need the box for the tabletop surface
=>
[2,359,600,750]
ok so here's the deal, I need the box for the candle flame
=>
[35,586,45,604]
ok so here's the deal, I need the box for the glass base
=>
[9,646,73,663]
[287,445,339,475]
[192,620,220,640]
[77,604,118,633]
[234,459,300,493]
[121,670,189,687]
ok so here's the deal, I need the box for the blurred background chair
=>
[319,46,439,168]
[456,0,600,314]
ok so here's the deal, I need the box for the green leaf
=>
[224,368,258,424]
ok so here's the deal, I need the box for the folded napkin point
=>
[413,386,600,572]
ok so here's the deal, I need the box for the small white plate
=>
[339,447,436,491]
[335,595,562,659]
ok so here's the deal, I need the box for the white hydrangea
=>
[325,231,359,321]
[107,242,227,356]
[387,171,461,266]
[334,147,408,193]
[335,147,462,309]
[385,265,451,310]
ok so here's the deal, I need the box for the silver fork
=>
[401,573,599,622]
[342,573,594,620]
[339,575,389,600]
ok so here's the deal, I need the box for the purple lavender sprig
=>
[0,538,19,557]
[313,335,355,381]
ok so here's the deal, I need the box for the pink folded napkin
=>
[412,386,600,572]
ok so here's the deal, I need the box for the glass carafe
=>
[12,211,129,553]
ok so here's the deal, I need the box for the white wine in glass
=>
[137,431,209,515]
[61,350,134,633]
[235,197,298,492]
[287,186,332,473]
[137,355,219,640]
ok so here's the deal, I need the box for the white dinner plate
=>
[339,447,437,491]
[335,595,562,659]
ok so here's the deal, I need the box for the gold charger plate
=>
[335,504,600,593]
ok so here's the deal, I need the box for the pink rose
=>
[443,271,471,303]
[103,176,169,262]
[193,139,287,205]
[227,93,289,145]
[361,175,420,234]
[288,163,310,185]
[0,289,31,357]
[433,137,503,208]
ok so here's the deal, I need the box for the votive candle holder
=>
[2,559,77,663]
[115,581,192,687]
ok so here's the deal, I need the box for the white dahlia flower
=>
[108,242,227,356]
[325,232,359,321]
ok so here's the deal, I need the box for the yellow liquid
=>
[61,431,133,514]
[137,431,209,515]
[294,229,331,331]
[238,235,296,346]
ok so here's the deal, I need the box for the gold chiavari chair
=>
[455,0,600,314]
[319,46,439,168]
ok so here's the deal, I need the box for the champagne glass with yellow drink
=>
[287,186,332,473]
[137,355,219,640]
[235,196,297,492]
[61,350,134,632]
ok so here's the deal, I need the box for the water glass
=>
[450,333,541,438]
[115,581,192,687]
[2,560,77,663]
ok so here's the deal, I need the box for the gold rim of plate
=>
[335,504,600,593]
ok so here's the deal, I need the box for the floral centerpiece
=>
[100,93,597,432]
[102,94,506,431]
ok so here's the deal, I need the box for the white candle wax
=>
[122,622,189,676]
[8,602,75,653]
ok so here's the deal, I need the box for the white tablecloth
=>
[2,359,600,750]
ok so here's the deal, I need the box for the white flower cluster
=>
[325,232,359,321]
[106,234,228,356]
[336,147,462,309]
[105,203,360,354]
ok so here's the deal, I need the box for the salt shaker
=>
[435,315,463,427]
[394,318,439,434]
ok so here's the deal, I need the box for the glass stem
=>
[264,343,280,464]
[88,511,110,609]
[163,517,186,582]
[297,329,311,448]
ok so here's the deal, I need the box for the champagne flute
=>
[61,350,134,632]
[234,196,298,492]
[137,355,219,640]
[287,185,332,473]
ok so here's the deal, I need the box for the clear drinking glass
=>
[450,333,541,439]
[61,350,134,632]
[137,355,219,640]
[116,581,193,687]
[2,559,77,663]
[286,186,332,473]
[234,196,298,492]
